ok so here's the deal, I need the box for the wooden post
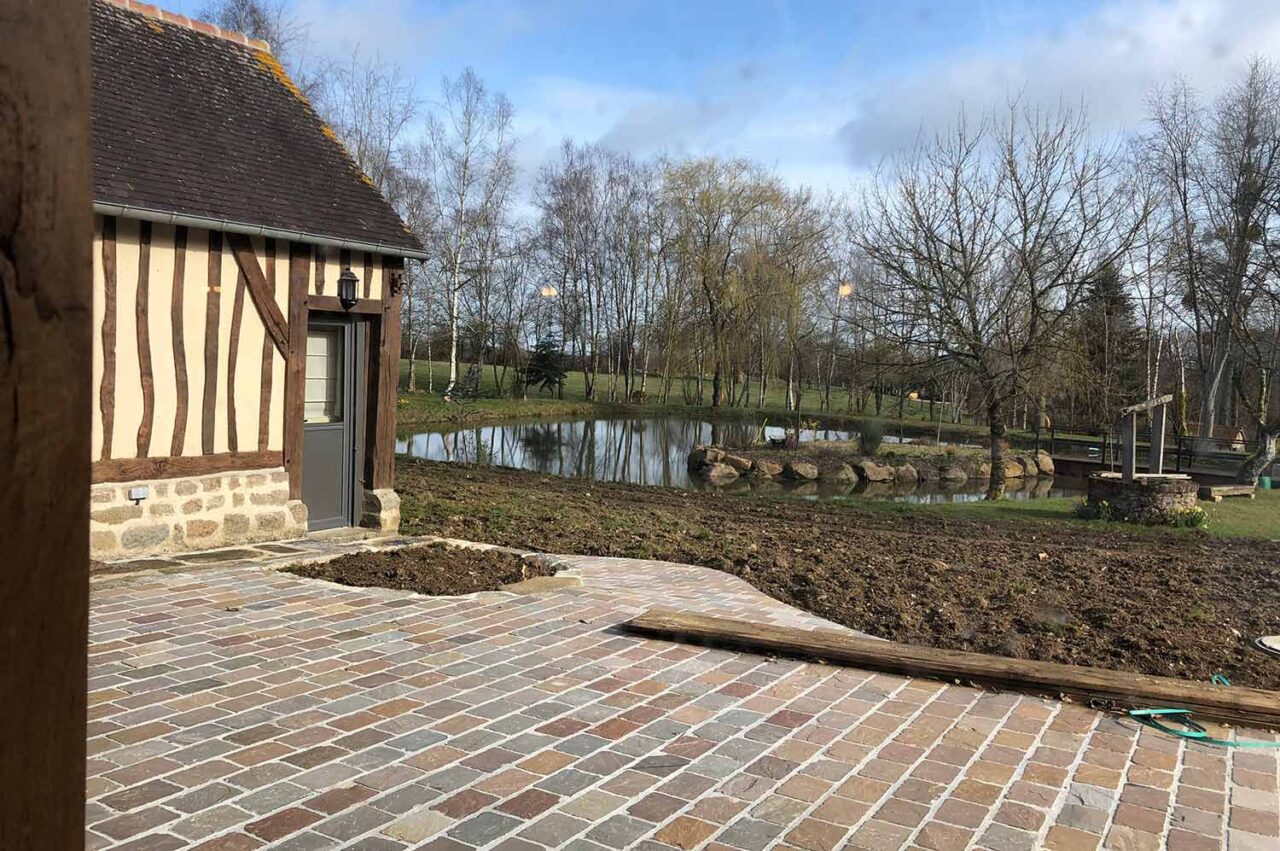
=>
[1121,412,1137,481]
[1148,404,1167,475]
[0,1,93,848]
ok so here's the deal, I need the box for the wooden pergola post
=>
[1119,395,1174,481]
[0,1,93,848]
[1120,412,1138,481]
[1148,404,1167,475]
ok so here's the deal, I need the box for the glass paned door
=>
[302,319,361,530]
[304,328,344,424]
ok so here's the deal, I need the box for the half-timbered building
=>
[88,0,426,558]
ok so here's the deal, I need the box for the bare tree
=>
[323,51,418,196]
[1145,60,1280,452]
[416,69,514,398]
[855,102,1146,498]
[664,158,779,407]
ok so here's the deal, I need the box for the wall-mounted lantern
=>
[338,267,360,310]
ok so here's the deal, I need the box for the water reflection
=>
[396,416,1083,503]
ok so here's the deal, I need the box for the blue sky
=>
[169,0,1280,191]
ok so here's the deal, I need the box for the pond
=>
[397,414,1085,504]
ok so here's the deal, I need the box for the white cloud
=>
[837,0,1280,166]
[280,0,1280,195]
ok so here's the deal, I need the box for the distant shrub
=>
[860,421,885,455]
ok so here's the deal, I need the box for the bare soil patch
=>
[284,542,555,596]
[397,458,1280,689]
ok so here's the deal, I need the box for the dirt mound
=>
[285,542,554,596]
[396,458,1280,689]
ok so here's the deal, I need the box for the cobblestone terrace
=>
[87,544,1279,850]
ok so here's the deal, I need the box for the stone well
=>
[1085,472,1198,524]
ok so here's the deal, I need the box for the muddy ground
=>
[285,541,554,596]
[397,458,1280,689]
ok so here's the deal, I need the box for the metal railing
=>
[1029,427,1274,478]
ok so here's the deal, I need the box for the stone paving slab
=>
[86,542,1279,850]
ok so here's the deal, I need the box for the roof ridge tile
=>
[99,0,271,52]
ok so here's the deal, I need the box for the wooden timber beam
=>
[284,242,309,500]
[1120,394,1174,416]
[1,0,92,845]
[92,451,283,483]
[624,609,1280,729]
[305,294,383,314]
[226,232,289,355]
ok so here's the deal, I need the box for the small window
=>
[304,329,343,423]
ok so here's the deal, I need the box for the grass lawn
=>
[900,488,1280,540]
[397,358,979,432]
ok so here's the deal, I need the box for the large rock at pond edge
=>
[894,463,918,483]
[751,459,783,478]
[1002,459,1025,478]
[1035,451,1055,476]
[698,463,739,484]
[977,462,992,479]
[687,445,724,470]
[1016,455,1040,477]
[782,460,820,481]
[852,459,896,482]
[917,464,940,481]
[821,463,857,484]
[722,453,753,473]
[939,465,968,483]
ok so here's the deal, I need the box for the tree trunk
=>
[986,401,1007,500]
[446,285,461,397]
[1196,349,1229,452]
[407,338,418,393]
[1237,429,1277,484]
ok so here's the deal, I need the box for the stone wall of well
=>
[1085,474,1199,525]
[90,466,307,560]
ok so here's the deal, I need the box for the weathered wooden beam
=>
[201,230,222,454]
[1120,394,1174,416]
[226,232,288,355]
[624,609,1280,729]
[99,216,117,459]
[305,294,383,314]
[313,245,325,295]
[0,0,92,844]
[1148,404,1166,475]
[369,258,403,490]
[92,450,284,483]
[1120,412,1137,482]
[169,225,189,456]
[284,242,310,500]
[135,220,154,456]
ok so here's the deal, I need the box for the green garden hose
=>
[1128,707,1280,748]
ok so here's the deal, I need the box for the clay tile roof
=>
[90,0,423,256]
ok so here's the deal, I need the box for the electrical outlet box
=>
[128,485,150,502]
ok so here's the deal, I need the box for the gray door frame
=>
[302,314,366,531]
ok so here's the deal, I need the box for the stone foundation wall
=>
[1085,473,1198,525]
[91,466,307,560]
[362,488,401,533]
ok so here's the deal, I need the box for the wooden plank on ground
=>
[624,609,1280,729]
[1198,484,1255,502]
